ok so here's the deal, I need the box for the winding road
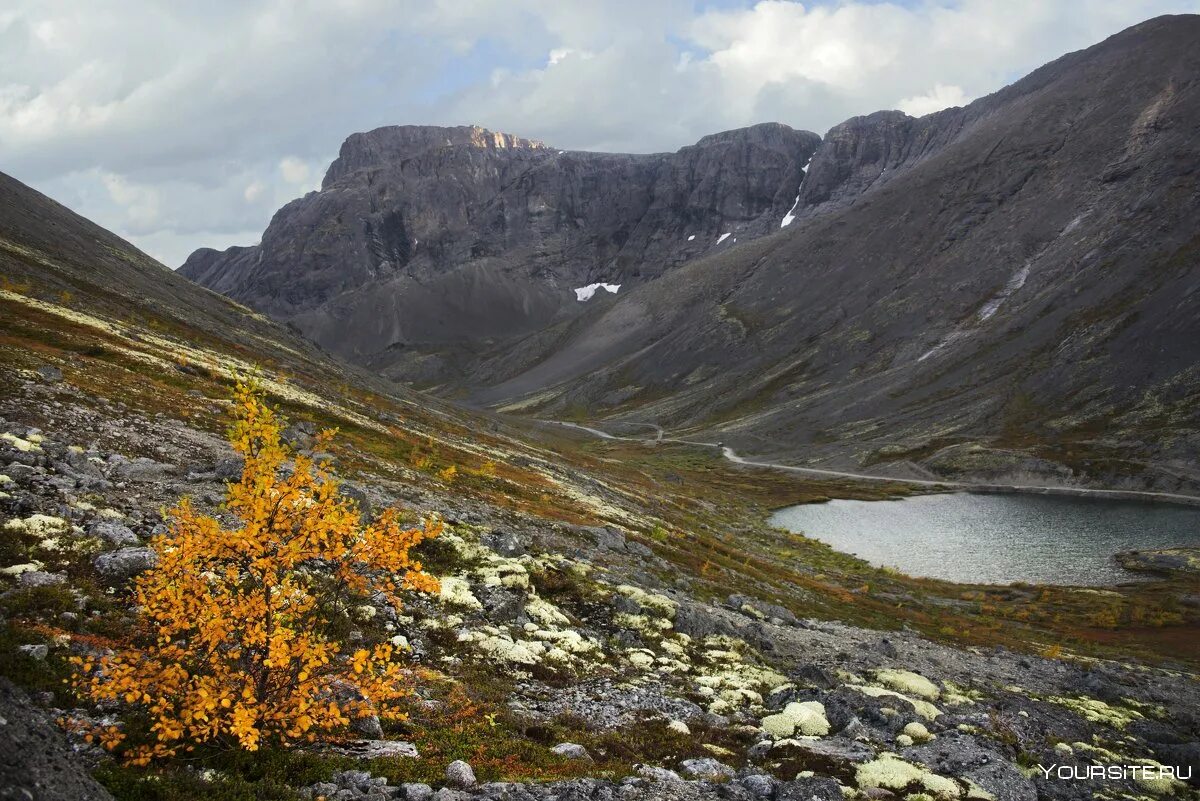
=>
[542,420,1200,507]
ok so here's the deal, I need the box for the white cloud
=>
[279,156,311,186]
[1,0,1197,267]
[898,84,971,117]
[243,179,265,203]
[100,171,160,230]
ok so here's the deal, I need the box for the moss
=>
[1042,695,1143,729]
[920,772,962,799]
[3,514,71,538]
[437,576,482,610]
[902,721,932,743]
[875,669,941,701]
[856,754,927,790]
[856,754,961,799]
[525,596,570,627]
[849,685,941,720]
[0,432,41,452]
[614,584,677,619]
[761,701,830,739]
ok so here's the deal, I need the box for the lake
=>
[769,491,1200,586]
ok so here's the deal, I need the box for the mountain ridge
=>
[181,14,1200,493]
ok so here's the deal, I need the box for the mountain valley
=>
[2,11,1199,801]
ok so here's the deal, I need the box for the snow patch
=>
[780,195,801,228]
[977,263,1030,321]
[918,261,1032,362]
[574,283,621,302]
[687,234,696,241]
[716,232,731,245]
[780,157,814,229]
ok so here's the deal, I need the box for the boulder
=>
[17,571,66,589]
[679,757,735,780]
[445,760,477,788]
[93,547,156,581]
[775,777,843,801]
[739,774,779,798]
[402,783,435,801]
[0,677,115,800]
[482,530,525,557]
[17,644,48,661]
[636,765,684,783]
[551,743,591,760]
[90,521,139,546]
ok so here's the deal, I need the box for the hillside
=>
[181,16,1200,496]
[3,27,1200,801]
[463,15,1200,494]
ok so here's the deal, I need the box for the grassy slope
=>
[1,206,1198,798]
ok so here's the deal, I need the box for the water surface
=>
[769,492,1200,586]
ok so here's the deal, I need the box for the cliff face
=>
[180,123,820,371]
[183,16,1200,491]
[453,15,1200,492]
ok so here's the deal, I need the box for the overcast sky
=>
[3,0,1197,268]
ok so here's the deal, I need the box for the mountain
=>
[180,123,820,384]
[182,15,1200,498]
[3,112,1200,800]
[478,14,1200,493]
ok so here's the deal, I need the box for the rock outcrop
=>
[0,678,116,801]
[180,123,819,381]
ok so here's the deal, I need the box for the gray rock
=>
[213,457,243,481]
[771,736,875,768]
[678,758,735,780]
[351,714,384,739]
[746,740,773,760]
[775,777,843,801]
[90,521,139,546]
[551,743,591,761]
[635,765,683,783]
[793,664,838,690]
[333,770,374,789]
[402,783,434,801]
[590,526,627,552]
[93,547,156,581]
[482,530,525,557]
[35,365,62,383]
[282,421,318,449]
[341,483,373,517]
[17,571,66,589]
[0,677,115,800]
[445,760,476,789]
[432,790,472,801]
[322,739,418,760]
[17,644,48,661]
[107,456,174,482]
[739,774,778,799]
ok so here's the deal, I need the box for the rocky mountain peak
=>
[181,122,820,379]
[322,124,547,188]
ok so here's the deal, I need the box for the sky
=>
[2,0,1198,268]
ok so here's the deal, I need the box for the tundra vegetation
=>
[69,379,443,764]
[0,272,1198,801]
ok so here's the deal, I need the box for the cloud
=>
[279,157,312,186]
[100,171,160,230]
[1,0,1197,267]
[243,180,265,203]
[898,84,972,117]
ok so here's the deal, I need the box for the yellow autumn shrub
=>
[72,378,441,764]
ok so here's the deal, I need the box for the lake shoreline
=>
[770,491,1200,587]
